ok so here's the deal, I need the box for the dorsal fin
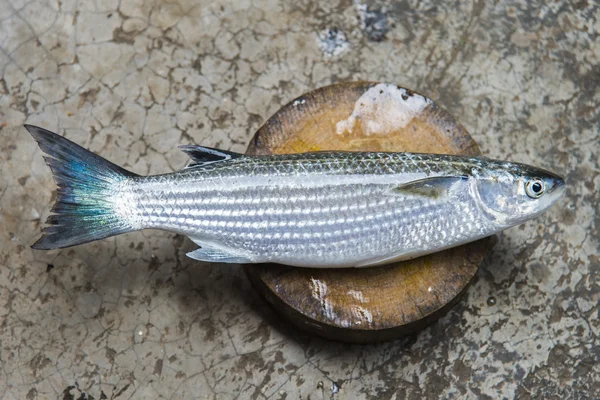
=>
[178,145,244,168]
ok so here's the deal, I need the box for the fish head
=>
[473,161,565,228]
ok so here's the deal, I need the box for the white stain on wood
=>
[336,83,432,136]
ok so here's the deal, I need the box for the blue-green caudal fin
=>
[25,125,140,250]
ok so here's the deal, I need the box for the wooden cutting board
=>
[244,81,490,343]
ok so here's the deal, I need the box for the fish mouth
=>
[550,178,565,193]
[546,174,565,199]
[538,173,566,214]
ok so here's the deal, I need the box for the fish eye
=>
[525,179,545,198]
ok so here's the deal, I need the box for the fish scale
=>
[26,125,565,268]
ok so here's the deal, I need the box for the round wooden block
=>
[244,82,491,343]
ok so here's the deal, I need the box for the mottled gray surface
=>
[0,0,598,398]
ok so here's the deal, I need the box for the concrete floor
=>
[1,0,599,398]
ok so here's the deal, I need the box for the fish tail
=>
[25,125,141,250]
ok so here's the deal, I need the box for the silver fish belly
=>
[26,125,565,268]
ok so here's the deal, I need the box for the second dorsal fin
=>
[178,145,244,168]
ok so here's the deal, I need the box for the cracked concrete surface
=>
[0,0,598,398]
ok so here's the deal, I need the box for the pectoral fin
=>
[390,176,466,199]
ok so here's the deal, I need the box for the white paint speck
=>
[355,2,368,26]
[352,306,373,325]
[347,289,369,303]
[317,28,349,58]
[336,83,432,136]
[30,207,40,219]
[310,278,337,321]
[293,98,306,106]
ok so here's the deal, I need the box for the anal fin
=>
[186,239,254,264]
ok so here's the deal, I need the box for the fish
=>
[25,124,565,268]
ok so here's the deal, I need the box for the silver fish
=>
[26,125,565,268]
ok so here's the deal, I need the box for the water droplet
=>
[487,296,496,306]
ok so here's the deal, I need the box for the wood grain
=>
[245,82,490,343]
